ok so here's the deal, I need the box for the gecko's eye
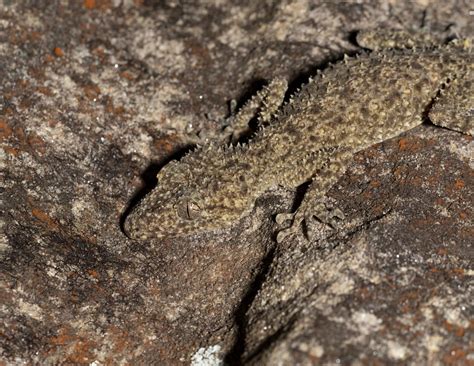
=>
[176,200,201,220]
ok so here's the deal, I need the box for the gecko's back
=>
[254,44,472,187]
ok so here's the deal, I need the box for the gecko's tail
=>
[355,29,441,51]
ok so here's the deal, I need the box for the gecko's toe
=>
[275,212,294,225]
[276,224,299,243]
[275,210,307,243]
[312,202,345,228]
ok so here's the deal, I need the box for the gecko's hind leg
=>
[222,78,287,143]
[276,151,350,243]
[429,69,474,136]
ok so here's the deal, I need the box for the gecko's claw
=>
[276,202,345,243]
[275,210,306,243]
[275,212,294,225]
[312,203,345,229]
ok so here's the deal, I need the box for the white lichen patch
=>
[350,310,383,335]
[386,340,408,360]
[13,293,44,321]
[0,219,7,256]
[295,340,325,359]
[327,274,355,296]
[190,345,223,366]
[134,84,193,131]
[429,294,470,328]
[447,140,474,168]
[128,17,187,75]
[423,334,444,354]
[266,0,311,42]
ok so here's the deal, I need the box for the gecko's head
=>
[124,147,256,241]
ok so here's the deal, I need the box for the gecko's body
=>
[125,33,473,242]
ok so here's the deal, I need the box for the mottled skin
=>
[125,32,473,242]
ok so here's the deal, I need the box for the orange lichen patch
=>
[444,321,466,337]
[410,217,433,228]
[445,178,468,196]
[50,328,98,364]
[27,132,47,155]
[30,31,41,41]
[31,208,59,230]
[2,145,20,156]
[119,71,135,81]
[435,197,445,205]
[53,47,64,57]
[14,126,26,143]
[153,134,183,155]
[83,84,101,100]
[398,289,421,313]
[146,282,162,299]
[410,175,423,187]
[185,41,211,65]
[18,97,33,110]
[442,346,468,365]
[70,290,82,304]
[436,247,448,256]
[362,189,373,199]
[5,125,48,156]
[369,179,381,188]
[105,98,126,116]
[92,47,107,63]
[36,86,53,96]
[453,179,465,189]
[84,0,112,10]
[106,325,131,355]
[2,106,15,116]
[87,269,99,278]
[44,54,55,63]
[50,327,75,346]
[393,165,407,180]
[458,211,467,220]
[66,338,98,364]
[48,119,59,128]
[0,120,13,141]
[398,138,409,150]
[398,136,433,153]
[450,268,464,277]
[84,0,96,9]
[28,65,47,82]
[370,203,387,217]
[18,79,30,88]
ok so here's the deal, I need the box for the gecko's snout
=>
[123,203,170,241]
[123,208,151,241]
[123,211,139,240]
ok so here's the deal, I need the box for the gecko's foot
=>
[276,202,345,243]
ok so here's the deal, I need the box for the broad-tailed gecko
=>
[124,30,473,243]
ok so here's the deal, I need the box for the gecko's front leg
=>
[222,78,287,143]
[276,150,351,243]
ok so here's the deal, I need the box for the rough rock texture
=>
[1,1,472,365]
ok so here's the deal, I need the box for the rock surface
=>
[1,1,472,364]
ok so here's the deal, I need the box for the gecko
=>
[124,30,473,243]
